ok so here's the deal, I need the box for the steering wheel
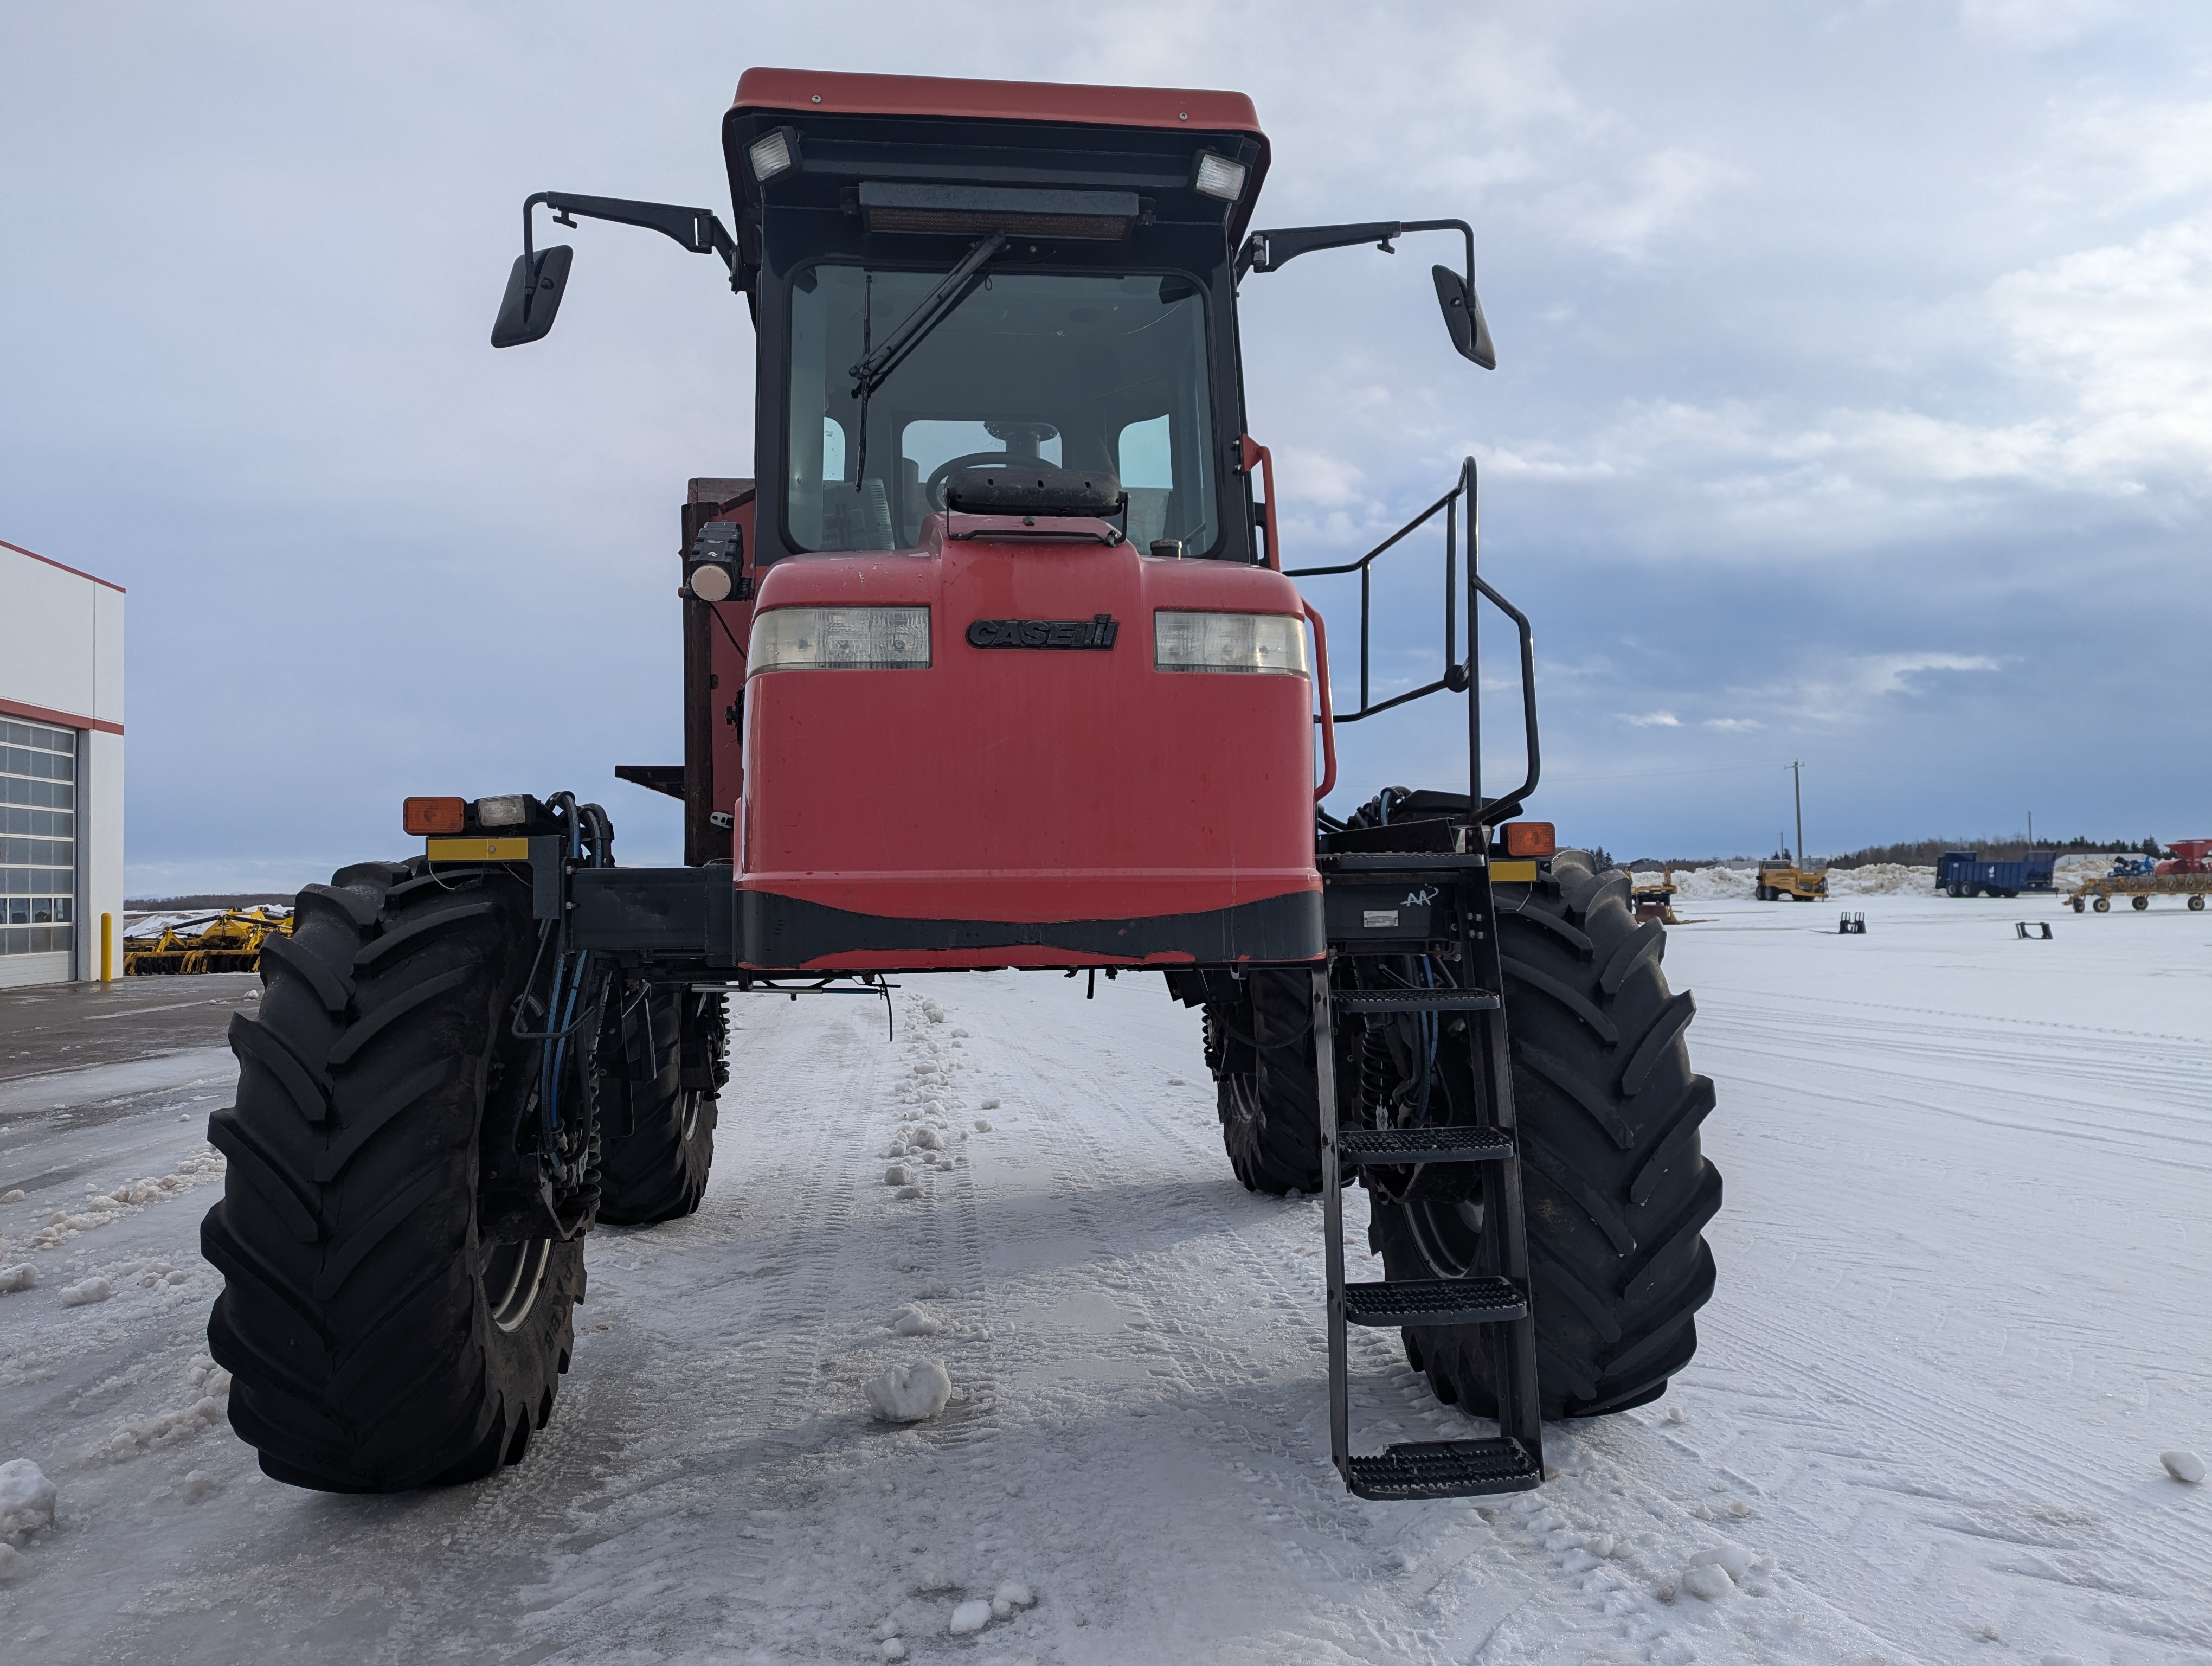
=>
[927,452,1023,512]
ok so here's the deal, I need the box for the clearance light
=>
[475,794,531,829]
[751,607,930,671]
[748,129,796,183]
[1193,152,1248,202]
[403,796,466,836]
[1503,821,1557,858]
[1154,611,1308,676]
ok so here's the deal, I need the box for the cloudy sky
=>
[3,2,2207,890]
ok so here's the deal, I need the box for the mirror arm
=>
[523,191,739,274]
[1240,216,1476,292]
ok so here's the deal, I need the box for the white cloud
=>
[1958,0,2130,50]
[1705,717,1764,732]
[1622,710,1681,727]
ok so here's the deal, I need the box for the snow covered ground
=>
[2,894,2208,1663]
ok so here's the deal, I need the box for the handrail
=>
[1303,600,1337,802]
[1284,456,1540,826]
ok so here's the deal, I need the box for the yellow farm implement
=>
[123,907,292,974]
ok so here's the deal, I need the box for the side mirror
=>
[1431,265,1496,370]
[490,245,573,348]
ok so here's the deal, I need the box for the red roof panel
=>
[733,67,1262,138]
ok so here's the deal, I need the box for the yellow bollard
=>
[102,912,114,982]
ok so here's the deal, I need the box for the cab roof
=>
[732,67,1262,137]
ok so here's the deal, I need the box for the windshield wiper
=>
[847,231,1006,400]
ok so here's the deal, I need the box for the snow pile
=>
[1674,1541,1776,1601]
[863,1359,952,1422]
[20,1147,224,1251]
[1660,866,1756,900]
[947,1598,991,1635]
[85,1356,230,1463]
[888,1303,945,1337]
[2162,1449,2205,1483]
[59,1275,112,1308]
[1829,863,1934,896]
[0,1263,36,1295]
[0,1459,57,1545]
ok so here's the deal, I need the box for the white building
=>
[1,537,124,989]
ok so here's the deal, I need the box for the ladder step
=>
[1341,1125,1514,1165]
[1345,1437,1542,1501]
[1343,1276,1526,1328]
[1334,989,1499,1014]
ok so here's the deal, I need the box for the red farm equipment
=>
[201,69,1720,1502]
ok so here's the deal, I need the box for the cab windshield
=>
[785,262,1218,554]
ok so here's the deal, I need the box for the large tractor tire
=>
[201,860,586,1491]
[1369,850,1722,1419]
[1203,969,1326,1196]
[596,984,724,1225]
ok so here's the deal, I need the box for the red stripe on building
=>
[1,537,126,594]
[0,695,123,736]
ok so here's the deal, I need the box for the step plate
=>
[1343,1276,1526,1328]
[1334,989,1501,1015]
[1345,1437,1542,1501]
[1342,1126,1514,1165]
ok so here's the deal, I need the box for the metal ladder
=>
[1313,846,1545,1501]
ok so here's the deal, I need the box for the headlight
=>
[1154,611,1309,676]
[751,607,930,671]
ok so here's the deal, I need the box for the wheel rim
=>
[484,1239,551,1332]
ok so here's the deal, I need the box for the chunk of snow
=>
[1727,1498,1751,1517]
[0,1189,23,1203]
[2040,1655,2087,1666]
[2160,1449,2205,1483]
[1167,1077,1186,1086]
[1665,1405,1688,1424]
[879,1641,906,1662]
[922,1002,946,1023]
[980,1098,1001,1110]
[0,1264,36,1295]
[974,1118,993,1132]
[60,1275,113,1307]
[895,1184,926,1201]
[865,1359,953,1422]
[911,1126,944,1151]
[0,1542,23,1580]
[948,1597,992,1634]
[0,1459,58,1535]
[180,1470,222,1504]
[884,1163,916,1187]
[1681,1562,1734,1600]
[1689,1543,1755,1581]
[994,1580,1033,1608]
[950,1028,969,1037]
[890,1304,945,1337]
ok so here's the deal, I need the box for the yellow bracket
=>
[1490,860,1540,883]
[426,836,533,863]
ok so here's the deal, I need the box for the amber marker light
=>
[1503,822,1557,858]
[403,797,467,836]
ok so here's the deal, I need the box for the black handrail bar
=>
[1284,456,1540,826]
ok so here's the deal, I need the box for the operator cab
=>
[721,74,1269,568]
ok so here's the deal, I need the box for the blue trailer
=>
[1937,849,2056,898]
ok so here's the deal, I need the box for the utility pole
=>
[2028,810,2035,849]
[1790,761,1805,867]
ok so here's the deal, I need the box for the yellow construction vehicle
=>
[124,907,292,975]
[1755,763,1828,902]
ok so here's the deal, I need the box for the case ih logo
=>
[966,614,1120,650]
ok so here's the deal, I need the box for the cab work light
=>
[402,797,466,836]
[1154,611,1309,676]
[748,128,797,183]
[751,607,930,671]
[1193,152,1249,202]
[1503,822,1557,858]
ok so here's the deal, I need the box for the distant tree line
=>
[1610,836,2165,872]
